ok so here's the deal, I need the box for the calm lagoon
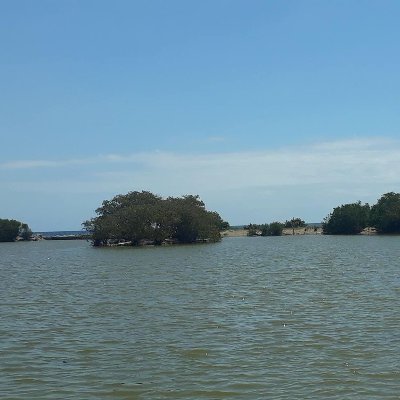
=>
[1,236,399,399]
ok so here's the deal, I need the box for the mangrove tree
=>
[83,191,228,246]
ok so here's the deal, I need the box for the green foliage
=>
[19,223,32,241]
[323,192,400,235]
[322,202,370,235]
[0,219,32,242]
[370,192,400,233]
[245,223,261,236]
[83,191,228,246]
[0,219,20,242]
[266,222,284,236]
[284,218,306,228]
[219,220,230,231]
[246,222,283,236]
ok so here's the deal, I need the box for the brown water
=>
[1,236,399,399]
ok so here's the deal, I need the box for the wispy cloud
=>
[1,160,65,169]
[2,137,400,227]
[0,157,98,170]
[94,137,400,188]
[2,138,399,189]
[206,136,226,143]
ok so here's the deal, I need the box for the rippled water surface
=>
[1,236,400,399]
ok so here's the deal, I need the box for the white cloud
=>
[2,137,400,227]
[0,139,400,188]
[0,157,97,169]
[2,138,400,190]
[1,160,64,169]
[95,138,400,189]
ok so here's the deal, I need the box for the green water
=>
[1,236,399,399]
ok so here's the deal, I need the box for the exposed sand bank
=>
[222,227,323,237]
[222,226,378,237]
[222,229,248,237]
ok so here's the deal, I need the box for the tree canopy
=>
[0,219,32,242]
[322,192,400,235]
[370,192,400,233]
[322,202,370,235]
[284,218,306,228]
[83,191,229,246]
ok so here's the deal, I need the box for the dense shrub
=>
[83,191,228,246]
[246,222,283,236]
[0,219,32,242]
[370,192,400,233]
[322,202,370,235]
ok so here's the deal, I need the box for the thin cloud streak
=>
[2,137,399,193]
[2,138,399,229]
[0,157,98,170]
[0,139,400,190]
[94,138,400,191]
[1,138,399,178]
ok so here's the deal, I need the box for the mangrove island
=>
[83,191,229,246]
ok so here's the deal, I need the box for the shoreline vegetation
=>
[0,219,32,242]
[27,225,379,242]
[1,191,400,244]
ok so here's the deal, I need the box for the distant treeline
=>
[3,192,400,244]
[322,192,400,234]
[245,222,284,236]
[245,218,306,236]
[245,193,400,236]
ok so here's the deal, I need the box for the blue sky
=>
[1,0,400,231]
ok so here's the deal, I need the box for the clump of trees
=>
[245,222,284,236]
[370,192,400,233]
[322,202,370,235]
[323,192,400,234]
[284,218,306,228]
[83,191,229,246]
[0,219,32,242]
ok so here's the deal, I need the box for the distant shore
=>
[30,233,90,241]
[222,227,322,237]
[222,226,378,237]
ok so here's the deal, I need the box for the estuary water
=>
[1,236,399,399]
